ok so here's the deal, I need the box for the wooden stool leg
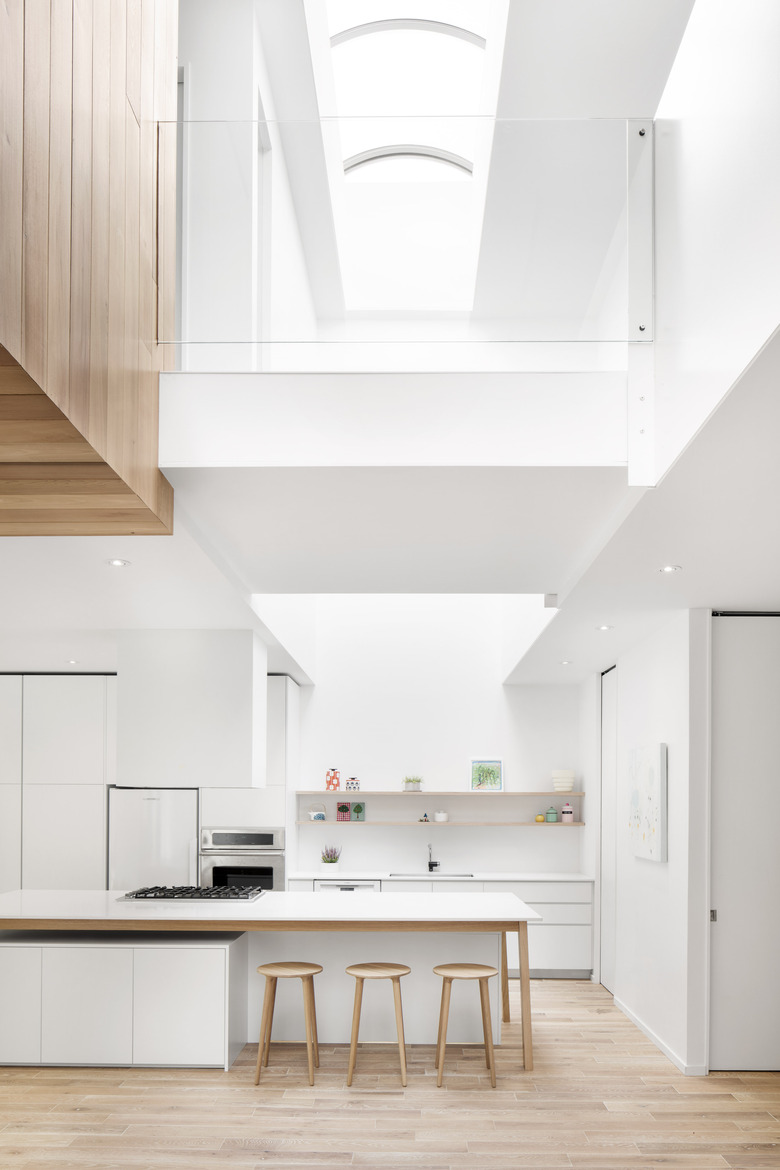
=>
[391,977,408,1088]
[347,977,364,1086]
[436,977,452,1087]
[263,977,278,1067]
[254,976,276,1084]
[434,977,447,1069]
[501,932,510,1023]
[478,977,497,1088]
[301,976,315,1086]
[305,976,320,1067]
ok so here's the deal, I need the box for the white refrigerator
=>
[107,786,199,889]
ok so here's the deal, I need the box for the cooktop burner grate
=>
[123,885,266,901]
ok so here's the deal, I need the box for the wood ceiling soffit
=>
[0,348,170,535]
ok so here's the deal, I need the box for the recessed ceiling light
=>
[659,564,682,573]
[107,558,130,568]
[560,660,572,666]
[67,659,78,665]
[597,625,613,632]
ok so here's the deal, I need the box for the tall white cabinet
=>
[0,677,23,892]
[0,675,113,892]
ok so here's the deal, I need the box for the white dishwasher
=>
[313,879,382,893]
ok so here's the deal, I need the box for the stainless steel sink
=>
[389,873,473,878]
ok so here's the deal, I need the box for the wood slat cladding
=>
[0,0,176,535]
[0,348,170,534]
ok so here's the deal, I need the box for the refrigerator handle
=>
[188,838,198,885]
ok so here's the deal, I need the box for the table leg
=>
[500,931,510,1022]
[517,922,533,1070]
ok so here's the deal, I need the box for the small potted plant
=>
[321,844,341,872]
[403,775,423,791]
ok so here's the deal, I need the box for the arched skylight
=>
[344,145,474,178]
[330,18,486,50]
[314,0,509,311]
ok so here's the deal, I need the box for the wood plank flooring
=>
[0,980,777,1169]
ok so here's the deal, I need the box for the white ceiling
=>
[163,466,630,594]
[509,325,780,683]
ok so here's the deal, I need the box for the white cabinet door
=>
[133,948,226,1066]
[0,784,22,892]
[0,676,22,784]
[23,676,106,784]
[41,948,133,1064]
[287,880,314,891]
[0,948,41,1062]
[22,785,106,889]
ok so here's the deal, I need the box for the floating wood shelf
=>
[296,820,585,828]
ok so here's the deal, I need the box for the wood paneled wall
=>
[0,0,177,535]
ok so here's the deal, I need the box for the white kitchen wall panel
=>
[41,948,134,1065]
[0,676,22,783]
[22,785,106,890]
[22,676,107,784]
[0,785,22,893]
[0,946,42,1063]
[266,675,300,787]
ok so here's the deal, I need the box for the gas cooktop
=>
[122,885,266,902]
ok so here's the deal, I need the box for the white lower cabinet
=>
[486,881,593,975]
[0,933,247,1068]
[133,948,227,1066]
[42,948,133,1065]
[0,947,42,1063]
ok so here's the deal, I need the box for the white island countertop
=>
[0,889,540,931]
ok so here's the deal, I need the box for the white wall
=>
[611,609,709,1074]
[296,595,586,873]
[654,0,780,478]
[117,631,268,789]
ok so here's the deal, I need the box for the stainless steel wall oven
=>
[199,827,285,891]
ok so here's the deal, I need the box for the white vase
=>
[321,860,340,873]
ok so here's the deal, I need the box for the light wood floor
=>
[0,980,778,1169]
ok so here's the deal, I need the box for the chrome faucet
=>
[428,843,440,873]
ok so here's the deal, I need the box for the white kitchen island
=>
[0,889,539,1069]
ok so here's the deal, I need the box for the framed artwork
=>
[628,743,668,861]
[470,759,503,791]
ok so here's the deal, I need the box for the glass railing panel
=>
[164,118,636,372]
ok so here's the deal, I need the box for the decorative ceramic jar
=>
[545,806,558,822]
[561,802,574,823]
[326,767,340,790]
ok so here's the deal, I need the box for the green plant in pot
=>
[321,845,341,867]
[403,775,423,791]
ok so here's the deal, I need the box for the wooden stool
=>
[254,961,322,1086]
[433,963,498,1088]
[345,962,410,1087]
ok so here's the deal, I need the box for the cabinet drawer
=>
[435,880,484,893]
[529,925,592,970]
[287,880,314,891]
[527,902,592,925]
[382,880,432,892]
[487,880,592,903]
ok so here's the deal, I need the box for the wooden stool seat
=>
[433,962,498,1088]
[254,961,323,1086]
[345,962,410,1086]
